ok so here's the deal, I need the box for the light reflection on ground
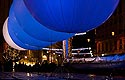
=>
[0,72,125,80]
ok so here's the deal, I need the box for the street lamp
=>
[24,56,27,59]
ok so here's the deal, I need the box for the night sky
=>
[72,35,88,48]
[72,30,95,49]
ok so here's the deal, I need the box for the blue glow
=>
[13,0,74,42]
[8,2,55,50]
[8,21,42,50]
[24,0,119,33]
[3,18,26,50]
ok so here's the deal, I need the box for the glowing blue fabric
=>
[24,0,119,33]
[3,18,26,50]
[8,21,42,50]
[8,2,55,50]
[13,0,74,42]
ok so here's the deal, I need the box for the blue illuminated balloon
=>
[8,27,42,50]
[3,18,26,50]
[7,20,42,50]
[24,0,119,33]
[13,0,74,42]
[8,3,55,49]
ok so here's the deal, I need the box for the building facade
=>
[95,0,125,56]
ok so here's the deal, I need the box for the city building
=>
[95,0,125,56]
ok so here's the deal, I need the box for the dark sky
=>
[72,30,95,48]
[0,0,12,44]
[72,35,88,48]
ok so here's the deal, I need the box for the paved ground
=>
[0,72,125,80]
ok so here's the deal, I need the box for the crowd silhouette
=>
[0,61,58,72]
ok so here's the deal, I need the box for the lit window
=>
[112,32,115,36]
[87,39,90,42]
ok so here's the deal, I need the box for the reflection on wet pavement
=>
[0,72,125,80]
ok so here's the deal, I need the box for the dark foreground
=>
[1,62,125,79]
[0,72,125,80]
